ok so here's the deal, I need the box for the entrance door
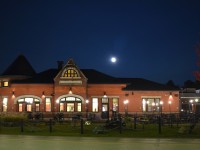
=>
[101,103,109,119]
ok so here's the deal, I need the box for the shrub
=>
[0,112,28,122]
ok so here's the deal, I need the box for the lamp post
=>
[189,99,193,113]
[168,101,171,114]
[123,99,129,117]
[152,102,155,113]
[168,100,172,127]
[195,99,198,114]
[158,101,163,134]
[160,101,163,115]
[86,99,89,119]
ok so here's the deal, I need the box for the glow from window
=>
[27,104,32,112]
[19,104,23,112]
[45,98,51,112]
[92,98,98,112]
[66,97,76,101]
[102,98,108,103]
[3,97,8,112]
[3,81,8,87]
[67,103,74,112]
[25,98,33,103]
[35,104,40,112]
[63,68,79,77]
[77,103,81,112]
[142,98,160,112]
[60,103,64,112]
[113,98,118,111]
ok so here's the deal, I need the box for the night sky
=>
[1,0,200,86]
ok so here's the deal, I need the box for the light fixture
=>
[125,93,129,96]
[168,101,172,104]
[42,91,45,98]
[160,101,163,105]
[86,99,89,104]
[169,92,173,100]
[12,91,15,98]
[103,92,107,98]
[124,99,129,104]
[69,87,72,94]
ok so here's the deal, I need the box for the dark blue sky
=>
[1,0,200,86]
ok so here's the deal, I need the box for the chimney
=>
[57,61,64,70]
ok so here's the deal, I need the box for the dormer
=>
[54,58,87,86]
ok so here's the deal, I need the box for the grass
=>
[1,120,200,138]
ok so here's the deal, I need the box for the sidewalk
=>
[0,135,200,150]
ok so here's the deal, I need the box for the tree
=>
[166,80,176,87]
[183,80,196,88]
[166,80,179,89]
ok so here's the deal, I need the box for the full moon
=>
[110,57,117,63]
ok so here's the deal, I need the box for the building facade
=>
[0,55,179,119]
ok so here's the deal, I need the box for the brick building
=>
[0,55,179,119]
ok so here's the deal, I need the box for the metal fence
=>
[0,112,199,135]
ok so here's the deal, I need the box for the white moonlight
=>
[110,57,117,63]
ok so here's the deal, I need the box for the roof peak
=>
[1,54,36,76]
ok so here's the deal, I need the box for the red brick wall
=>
[0,82,179,114]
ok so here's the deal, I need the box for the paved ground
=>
[0,135,200,150]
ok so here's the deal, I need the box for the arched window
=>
[63,69,79,77]
[16,96,42,112]
[61,67,80,78]
[57,95,82,112]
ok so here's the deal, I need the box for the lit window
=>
[3,81,8,87]
[45,98,51,112]
[92,98,98,112]
[142,98,160,112]
[17,97,40,112]
[19,104,23,112]
[35,104,40,112]
[77,103,81,112]
[27,104,32,112]
[18,99,24,103]
[102,98,108,103]
[112,98,118,111]
[67,103,74,112]
[3,97,8,112]
[66,97,76,101]
[60,103,64,112]
[63,69,79,77]
[25,98,33,103]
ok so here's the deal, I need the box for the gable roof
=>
[7,55,179,91]
[11,67,179,91]
[13,69,58,83]
[12,69,118,84]
[118,78,179,91]
[81,69,118,84]
[1,54,36,76]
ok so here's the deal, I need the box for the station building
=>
[0,55,179,119]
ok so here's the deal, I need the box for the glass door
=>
[101,98,109,119]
